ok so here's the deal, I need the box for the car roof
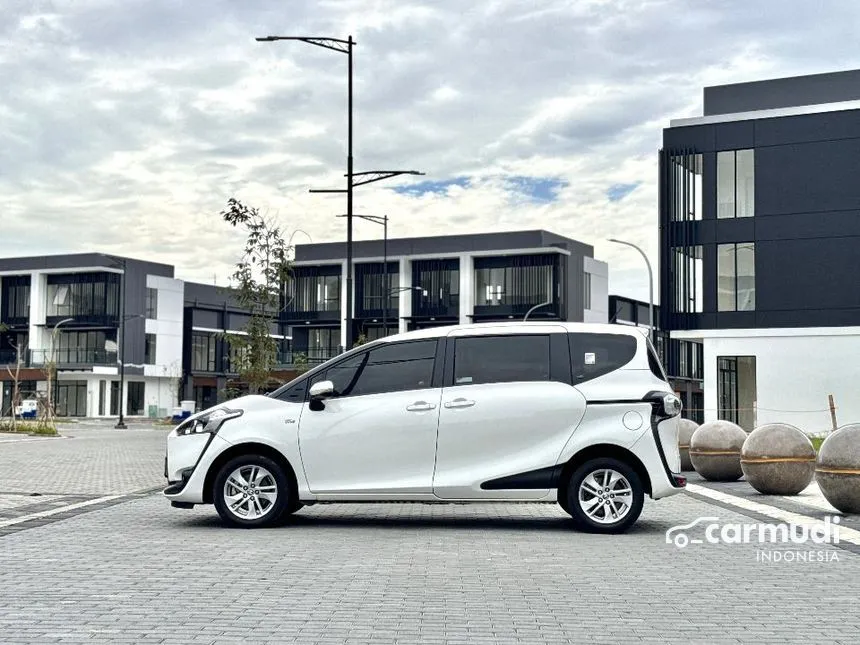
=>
[377,321,648,343]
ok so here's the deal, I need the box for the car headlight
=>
[176,407,243,436]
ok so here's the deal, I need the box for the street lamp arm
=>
[607,238,654,338]
[350,170,425,188]
[255,36,353,53]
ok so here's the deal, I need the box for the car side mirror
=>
[309,380,334,400]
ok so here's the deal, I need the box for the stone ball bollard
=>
[678,419,699,472]
[816,424,860,513]
[740,423,816,495]
[689,420,747,481]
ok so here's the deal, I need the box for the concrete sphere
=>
[740,424,816,495]
[678,419,699,472]
[816,424,860,513]
[689,420,746,481]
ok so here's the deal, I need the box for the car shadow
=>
[170,506,676,536]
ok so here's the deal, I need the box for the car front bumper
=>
[163,431,232,505]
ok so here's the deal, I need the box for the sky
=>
[3,0,860,302]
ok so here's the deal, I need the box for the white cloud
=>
[2,0,860,301]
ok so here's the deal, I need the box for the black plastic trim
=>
[642,390,685,489]
[481,465,564,490]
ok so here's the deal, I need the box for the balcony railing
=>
[276,348,340,367]
[30,348,118,367]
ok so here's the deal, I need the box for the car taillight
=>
[672,474,687,487]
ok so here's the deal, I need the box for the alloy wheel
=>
[577,468,633,524]
[222,465,279,520]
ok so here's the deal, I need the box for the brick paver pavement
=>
[0,493,858,644]
[0,420,168,496]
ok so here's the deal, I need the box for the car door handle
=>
[444,398,475,409]
[406,401,437,412]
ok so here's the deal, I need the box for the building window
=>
[191,333,216,372]
[307,328,340,362]
[670,246,703,314]
[1,276,31,321]
[126,382,145,416]
[718,356,756,431]
[288,273,341,312]
[144,334,157,365]
[145,288,158,319]
[56,381,88,417]
[583,273,592,309]
[718,243,756,312]
[474,255,556,310]
[110,381,120,416]
[357,263,399,314]
[717,149,754,219]
[50,330,115,365]
[45,273,120,320]
[669,153,703,221]
[412,259,459,316]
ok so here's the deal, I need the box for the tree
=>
[2,326,27,432]
[220,198,292,394]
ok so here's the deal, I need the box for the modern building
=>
[0,253,183,418]
[181,282,292,411]
[0,232,609,417]
[285,230,608,360]
[608,295,704,422]
[659,69,860,432]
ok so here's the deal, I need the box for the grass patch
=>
[810,436,825,453]
[0,419,59,436]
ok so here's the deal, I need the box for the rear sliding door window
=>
[453,335,550,385]
[569,333,637,384]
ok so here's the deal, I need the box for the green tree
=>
[221,198,292,394]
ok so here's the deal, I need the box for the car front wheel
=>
[213,455,291,528]
[565,458,644,533]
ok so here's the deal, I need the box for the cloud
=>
[3,0,860,303]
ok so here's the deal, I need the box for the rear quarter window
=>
[568,332,637,384]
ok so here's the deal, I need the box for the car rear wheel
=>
[565,457,644,533]
[213,454,292,528]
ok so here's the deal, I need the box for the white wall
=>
[145,275,183,377]
[583,257,609,323]
[693,328,860,434]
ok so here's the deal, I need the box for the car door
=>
[297,338,442,495]
[432,327,587,500]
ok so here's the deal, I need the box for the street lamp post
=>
[336,214,389,335]
[115,263,128,429]
[255,34,423,351]
[608,238,654,342]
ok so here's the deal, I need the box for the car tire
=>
[213,454,292,528]
[565,457,644,534]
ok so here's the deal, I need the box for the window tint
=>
[569,333,637,384]
[646,339,667,382]
[310,340,436,398]
[273,379,307,404]
[454,335,550,385]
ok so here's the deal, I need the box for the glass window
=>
[670,153,703,222]
[127,382,145,416]
[191,333,216,372]
[717,151,735,219]
[473,256,555,308]
[736,149,755,218]
[145,288,158,319]
[144,334,157,365]
[671,246,703,314]
[718,356,757,431]
[273,379,308,404]
[717,149,754,219]
[718,243,756,312]
[454,335,550,385]
[583,273,592,309]
[569,333,637,384]
[314,340,436,398]
[717,244,736,312]
[44,274,120,319]
[736,242,756,311]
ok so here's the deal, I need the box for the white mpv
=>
[164,322,686,533]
